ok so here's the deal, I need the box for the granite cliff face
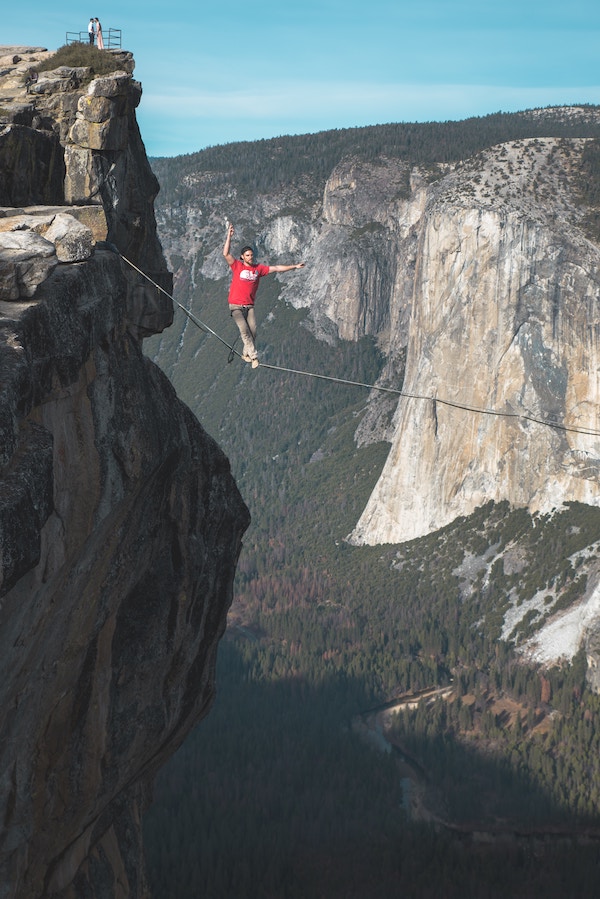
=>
[0,47,249,898]
[150,112,600,669]
[348,135,600,545]
[153,115,600,548]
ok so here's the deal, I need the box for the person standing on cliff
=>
[222,223,305,368]
[95,18,104,50]
[88,18,96,45]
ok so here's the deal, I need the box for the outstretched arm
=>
[223,223,235,265]
[267,262,305,273]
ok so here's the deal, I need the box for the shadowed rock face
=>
[0,124,66,206]
[0,47,250,898]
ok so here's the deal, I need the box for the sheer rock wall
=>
[349,137,600,543]
[153,124,600,548]
[0,47,249,898]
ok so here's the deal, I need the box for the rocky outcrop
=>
[0,46,168,337]
[350,136,600,544]
[287,157,421,345]
[0,48,250,898]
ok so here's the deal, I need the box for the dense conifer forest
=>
[151,106,600,206]
[144,113,600,896]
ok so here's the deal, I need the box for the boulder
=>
[0,212,56,233]
[87,71,131,98]
[29,66,90,96]
[43,212,94,262]
[0,206,107,242]
[61,203,107,241]
[0,230,57,299]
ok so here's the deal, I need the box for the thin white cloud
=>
[144,81,600,121]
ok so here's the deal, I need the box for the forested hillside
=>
[151,106,600,206]
[143,112,600,897]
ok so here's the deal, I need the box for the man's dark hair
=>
[240,245,253,257]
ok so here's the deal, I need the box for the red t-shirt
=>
[227,259,270,306]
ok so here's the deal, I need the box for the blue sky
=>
[3,1,600,158]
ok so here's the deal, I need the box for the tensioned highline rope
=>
[121,252,239,355]
[119,252,600,440]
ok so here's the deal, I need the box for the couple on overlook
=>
[88,18,104,49]
[223,223,305,368]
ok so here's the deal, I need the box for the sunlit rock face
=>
[350,137,600,544]
[152,118,600,550]
[267,133,600,546]
[0,47,250,899]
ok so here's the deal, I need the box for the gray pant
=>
[229,304,258,359]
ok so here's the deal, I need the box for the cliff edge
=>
[0,46,250,898]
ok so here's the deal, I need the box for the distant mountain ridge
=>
[151,105,600,201]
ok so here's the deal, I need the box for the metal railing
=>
[65,28,122,50]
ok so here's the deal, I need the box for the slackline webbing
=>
[119,253,600,439]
